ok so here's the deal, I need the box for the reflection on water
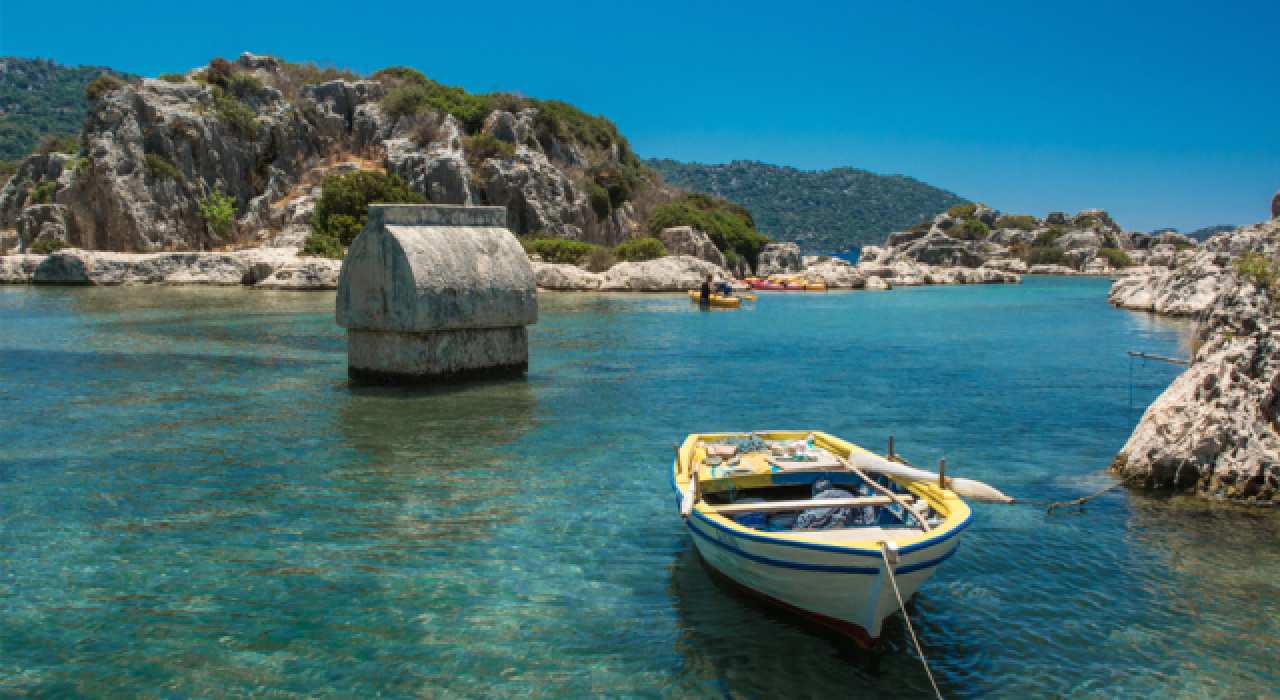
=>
[1,280,1277,698]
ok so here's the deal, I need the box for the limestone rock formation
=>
[253,258,342,289]
[336,204,536,383]
[1108,221,1279,316]
[1111,202,1280,505]
[0,78,324,252]
[657,226,725,267]
[0,247,301,285]
[1113,276,1280,503]
[481,149,594,242]
[756,242,803,275]
[1272,189,1279,220]
[870,207,1149,274]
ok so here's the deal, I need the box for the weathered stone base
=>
[347,327,528,385]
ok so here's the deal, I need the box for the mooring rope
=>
[1011,481,1124,513]
[881,543,943,700]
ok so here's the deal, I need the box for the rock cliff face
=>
[1108,220,1279,316]
[657,226,725,267]
[0,52,654,255]
[1111,211,1280,504]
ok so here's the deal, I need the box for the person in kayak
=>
[699,274,712,304]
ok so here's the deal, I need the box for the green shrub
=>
[1027,247,1069,266]
[206,58,235,88]
[1095,247,1134,269]
[226,73,265,99]
[302,232,345,259]
[462,132,516,166]
[312,171,427,246]
[31,239,72,254]
[1008,239,1030,259]
[947,219,989,241]
[1076,215,1096,229]
[369,66,430,87]
[157,73,188,83]
[947,203,977,219]
[0,161,18,179]
[646,192,768,262]
[36,134,79,155]
[1175,243,1194,251]
[995,214,1037,230]
[1234,251,1277,291]
[85,75,126,100]
[144,153,183,181]
[529,99,623,152]
[216,98,259,140]
[197,191,236,239]
[588,184,611,220]
[725,250,740,269]
[908,220,934,232]
[584,246,616,272]
[612,237,666,262]
[27,180,56,204]
[277,59,362,88]
[64,157,88,176]
[520,238,595,264]
[1032,225,1069,248]
[380,82,494,132]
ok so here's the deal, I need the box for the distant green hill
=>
[0,57,137,161]
[644,159,967,251]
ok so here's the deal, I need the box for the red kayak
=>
[753,281,786,290]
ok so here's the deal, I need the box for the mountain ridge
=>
[645,158,968,252]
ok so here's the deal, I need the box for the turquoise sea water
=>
[3,278,1279,698]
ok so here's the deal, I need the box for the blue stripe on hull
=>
[687,519,959,575]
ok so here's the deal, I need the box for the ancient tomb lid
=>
[336,204,537,332]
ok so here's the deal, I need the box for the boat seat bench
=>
[709,495,915,515]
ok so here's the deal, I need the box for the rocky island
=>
[1109,192,1280,504]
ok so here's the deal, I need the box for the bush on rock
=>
[31,239,72,254]
[85,75,125,101]
[197,192,236,239]
[144,153,183,181]
[1095,247,1134,269]
[646,192,768,263]
[520,238,594,265]
[1027,247,1069,266]
[305,171,426,257]
[612,237,666,262]
[27,181,56,204]
[948,219,989,241]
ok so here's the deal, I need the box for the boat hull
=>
[683,501,961,647]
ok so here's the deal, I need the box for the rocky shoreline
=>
[1109,200,1280,505]
[0,247,341,289]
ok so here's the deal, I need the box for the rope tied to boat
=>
[1009,481,1124,514]
[881,541,943,700]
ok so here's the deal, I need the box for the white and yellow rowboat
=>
[672,431,986,648]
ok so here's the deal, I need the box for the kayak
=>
[686,291,742,308]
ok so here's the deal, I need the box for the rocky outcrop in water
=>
[0,247,335,287]
[1113,275,1280,503]
[1111,204,1280,505]
[853,248,1020,286]
[532,256,734,292]
[1108,221,1280,316]
[871,207,1188,274]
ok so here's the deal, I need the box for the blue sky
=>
[2,0,1276,232]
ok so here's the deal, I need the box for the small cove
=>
[2,277,1278,697]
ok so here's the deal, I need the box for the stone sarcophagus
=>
[336,204,537,383]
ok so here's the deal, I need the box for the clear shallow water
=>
[2,279,1278,698]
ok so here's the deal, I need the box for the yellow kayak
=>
[687,290,742,308]
[805,283,827,291]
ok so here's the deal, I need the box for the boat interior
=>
[680,432,949,540]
